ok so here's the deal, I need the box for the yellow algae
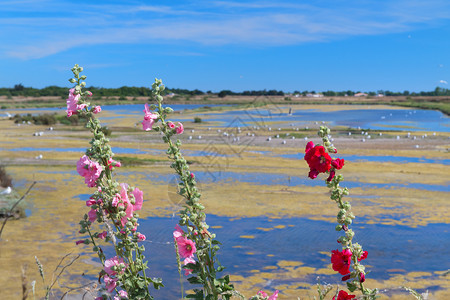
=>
[210,225,223,229]
[406,271,433,278]
[277,260,304,267]
[240,235,255,239]
[232,245,243,248]
[256,227,273,232]
[263,266,278,270]
[273,225,286,229]
[245,252,255,255]
[267,254,275,257]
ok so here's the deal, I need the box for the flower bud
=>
[69,78,76,83]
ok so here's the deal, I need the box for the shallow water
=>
[279,153,450,165]
[88,214,449,298]
[119,170,449,193]
[4,104,449,132]
[197,107,449,132]
[1,103,449,299]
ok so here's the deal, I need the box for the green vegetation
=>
[392,99,450,115]
[13,113,88,126]
[194,117,202,123]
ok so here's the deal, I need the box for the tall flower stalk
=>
[142,79,235,300]
[68,65,163,300]
[304,126,378,300]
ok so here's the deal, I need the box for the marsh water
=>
[1,103,449,299]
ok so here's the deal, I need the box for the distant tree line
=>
[1,84,450,98]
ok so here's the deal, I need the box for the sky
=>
[1,0,450,93]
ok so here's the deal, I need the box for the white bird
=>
[282,140,286,144]
[0,186,12,195]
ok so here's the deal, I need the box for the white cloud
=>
[2,0,450,60]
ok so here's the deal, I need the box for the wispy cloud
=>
[2,0,450,60]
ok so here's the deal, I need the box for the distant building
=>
[376,94,385,97]
[306,93,323,98]
[354,92,368,97]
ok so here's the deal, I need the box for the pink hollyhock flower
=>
[257,291,268,297]
[359,272,365,283]
[112,194,120,207]
[86,199,96,206]
[75,240,86,245]
[331,158,345,170]
[167,121,176,129]
[66,88,83,117]
[76,155,103,187]
[104,256,127,276]
[76,155,91,177]
[98,231,107,239]
[121,202,134,227]
[176,122,184,134]
[142,103,158,131]
[332,290,356,300]
[304,144,332,178]
[331,249,352,275]
[183,257,196,275]
[118,290,128,299]
[86,91,93,97]
[176,237,196,258]
[132,187,143,211]
[137,233,146,241]
[93,106,102,114]
[104,275,117,293]
[88,209,97,223]
[358,251,368,261]
[257,290,278,300]
[173,224,184,239]
[120,183,129,202]
[268,290,279,300]
[107,158,121,170]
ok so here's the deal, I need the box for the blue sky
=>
[1,0,450,92]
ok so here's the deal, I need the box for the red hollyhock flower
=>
[332,290,356,300]
[331,158,345,169]
[331,249,352,275]
[304,143,332,178]
[341,274,351,281]
[358,251,368,261]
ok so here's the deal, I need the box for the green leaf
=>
[187,276,204,284]
[347,281,357,292]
